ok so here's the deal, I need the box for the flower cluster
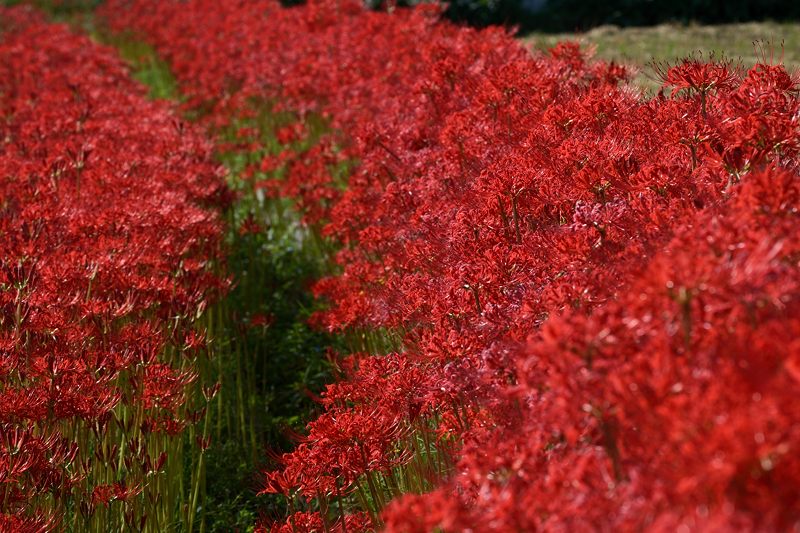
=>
[1,7,225,528]
[101,1,800,530]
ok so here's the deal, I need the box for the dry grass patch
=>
[524,21,800,92]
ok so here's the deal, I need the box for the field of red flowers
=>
[0,6,227,531]
[3,0,800,531]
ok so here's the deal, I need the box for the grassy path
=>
[108,38,341,533]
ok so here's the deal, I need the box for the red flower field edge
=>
[100,1,800,530]
[381,165,800,531]
[0,7,226,530]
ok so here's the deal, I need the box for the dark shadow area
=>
[371,0,800,33]
[523,0,800,33]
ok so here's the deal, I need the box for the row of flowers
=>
[100,1,800,531]
[1,7,226,530]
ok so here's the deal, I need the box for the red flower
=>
[99,1,800,530]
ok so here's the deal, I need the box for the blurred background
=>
[378,0,800,31]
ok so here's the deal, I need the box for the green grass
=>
[101,32,180,100]
[524,21,800,92]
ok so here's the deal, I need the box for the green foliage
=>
[202,204,338,529]
[193,96,343,531]
[100,32,179,100]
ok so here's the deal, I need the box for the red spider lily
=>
[1,6,226,526]
[101,0,800,530]
[654,56,743,117]
[656,55,743,95]
[91,482,142,506]
[256,510,374,533]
